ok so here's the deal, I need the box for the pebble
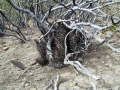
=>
[70,82,77,86]
[9,71,13,75]
[29,88,36,90]
[3,47,9,51]
[105,63,112,68]
[29,72,34,76]
[34,76,41,81]
[25,83,29,87]
[105,64,109,67]
[108,64,112,68]
[102,61,105,63]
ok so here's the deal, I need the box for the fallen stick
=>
[106,43,120,53]
[64,52,100,80]
[44,74,60,90]
[17,67,30,79]
[54,74,60,90]
[89,77,96,90]
[44,79,53,90]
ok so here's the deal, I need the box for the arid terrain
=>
[0,28,120,90]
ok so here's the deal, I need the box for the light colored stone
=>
[29,72,34,76]
[25,83,29,87]
[70,82,77,86]
[108,64,112,68]
[105,63,113,69]
[9,71,13,75]
[3,47,9,51]
[105,63,109,67]
[102,61,105,63]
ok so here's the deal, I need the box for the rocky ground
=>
[0,28,120,90]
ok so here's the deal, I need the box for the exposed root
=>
[44,74,60,90]
[44,79,53,90]
[54,74,60,90]
[64,51,100,80]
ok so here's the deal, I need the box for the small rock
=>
[3,47,9,51]
[25,83,29,87]
[8,71,13,75]
[34,76,41,81]
[108,64,112,68]
[29,88,36,90]
[29,72,34,76]
[102,61,104,63]
[70,82,77,86]
[105,63,113,69]
[105,63,109,67]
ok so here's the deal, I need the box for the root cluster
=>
[35,22,100,68]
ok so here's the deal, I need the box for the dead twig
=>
[44,74,61,90]
[106,43,120,53]
[44,79,53,90]
[54,74,60,90]
[64,52,100,80]
[89,77,96,90]
[17,66,32,79]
